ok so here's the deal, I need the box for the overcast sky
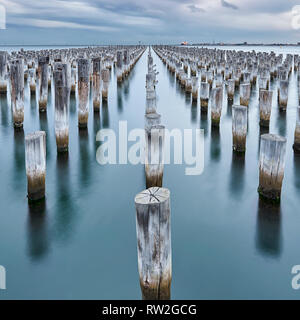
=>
[0,0,299,45]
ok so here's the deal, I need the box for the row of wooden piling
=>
[153,45,290,204]
[135,48,171,300]
[0,46,146,202]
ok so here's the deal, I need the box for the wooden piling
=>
[145,125,165,188]
[77,58,90,128]
[259,90,273,127]
[135,187,171,300]
[258,134,286,203]
[211,87,223,126]
[25,131,46,201]
[232,105,247,153]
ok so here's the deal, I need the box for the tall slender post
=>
[259,90,273,127]
[38,56,49,112]
[258,134,286,203]
[146,89,157,114]
[10,59,24,128]
[232,105,247,153]
[145,125,165,188]
[54,68,69,153]
[101,69,109,101]
[211,87,223,126]
[200,82,209,113]
[92,57,101,112]
[135,187,171,300]
[116,51,123,82]
[25,131,46,201]
[28,68,36,94]
[240,83,251,106]
[191,76,198,101]
[77,58,89,128]
[0,51,8,93]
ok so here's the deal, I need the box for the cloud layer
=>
[0,0,298,44]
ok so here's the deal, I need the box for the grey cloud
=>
[221,0,238,10]
[187,4,205,13]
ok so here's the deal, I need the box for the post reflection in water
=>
[13,128,25,191]
[210,126,221,162]
[55,152,76,243]
[229,151,245,199]
[276,108,287,137]
[102,101,110,128]
[117,82,123,114]
[293,155,300,190]
[27,200,49,261]
[200,111,208,137]
[255,199,282,258]
[0,93,9,127]
[191,100,197,123]
[78,128,91,188]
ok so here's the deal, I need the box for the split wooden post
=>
[259,90,273,127]
[200,82,209,112]
[135,187,171,300]
[240,83,251,106]
[211,87,223,126]
[232,105,247,153]
[38,56,49,112]
[25,131,46,201]
[10,59,24,128]
[92,57,101,112]
[54,67,69,153]
[145,125,165,188]
[258,134,287,203]
[77,58,90,128]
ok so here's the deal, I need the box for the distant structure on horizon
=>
[181,41,188,46]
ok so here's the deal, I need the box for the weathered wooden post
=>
[258,134,286,203]
[293,106,300,154]
[145,125,165,188]
[0,51,8,93]
[278,80,288,111]
[135,187,171,300]
[70,65,76,94]
[54,67,69,153]
[191,76,198,101]
[259,90,273,127]
[38,56,49,112]
[92,57,101,112]
[211,87,223,126]
[28,68,36,94]
[232,105,247,153]
[146,88,157,114]
[226,79,235,102]
[145,113,161,132]
[77,58,89,128]
[116,51,123,82]
[10,59,24,128]
[25,131,46,201]
[240,83,251,106]
[101,68,110,101]
[200,82,209,113]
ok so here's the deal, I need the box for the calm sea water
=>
[0,45,300,299]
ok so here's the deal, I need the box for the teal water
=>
[0,46,300,299]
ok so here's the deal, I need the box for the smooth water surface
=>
[0,46,300,299]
